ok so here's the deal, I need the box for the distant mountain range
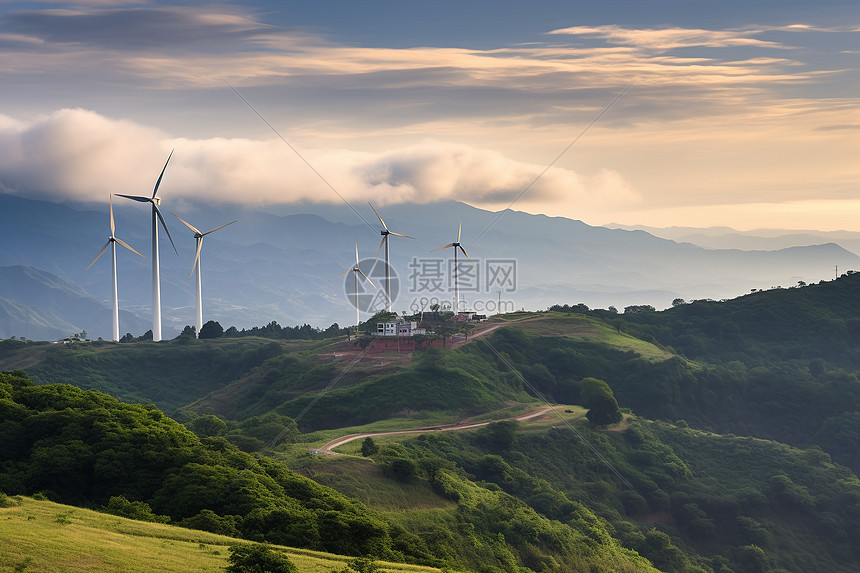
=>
[608,223,860,258]
[1,192,859,340]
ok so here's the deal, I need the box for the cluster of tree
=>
[224,321,347,341]
[355,436,659,572]
[186,412,299,453]
[118,320,349,343]
[0,372,401,561]
[471,324,860,473]
[362,416,860,573]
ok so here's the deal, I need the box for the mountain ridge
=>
[2,192,859,339]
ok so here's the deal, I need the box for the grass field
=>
[0,496,441,573]
[496,312,674,361]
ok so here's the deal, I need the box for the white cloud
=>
[548,25,790,51]
[0,108,640,210]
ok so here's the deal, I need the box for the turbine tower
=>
[170,212,236,336]
[369,202,414,313]
[337,243,375,327]
[85,196,145,342]
[116,150,177,342]
[431,217,472,313]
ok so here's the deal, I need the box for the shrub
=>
[360,437,379,457]
[226,543,297,573]
[104,496,170,523]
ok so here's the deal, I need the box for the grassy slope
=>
[0,496,440,573]
[0,337,312,415]
[496,313,673,362]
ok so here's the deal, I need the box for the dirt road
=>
[315,406,553,454]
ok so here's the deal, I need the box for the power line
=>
[224,80,376,234]
[470,84,632,247]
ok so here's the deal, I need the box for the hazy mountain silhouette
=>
[1,193,858,339]
[0,265,149,339]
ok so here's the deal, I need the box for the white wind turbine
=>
[116,150,177,342]
[85,196,145,342]
[336,242,376,327]
[431,217,472,313]
[369,202,414,313]
[170,212,236,336]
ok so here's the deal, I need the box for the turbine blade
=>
[154,205,178,254]
[86,242,110,271]
[115,237,145,258]
[191,237,203,277]
[457,217,462,243]
[335,268,353,279]
[375,236,385,259]
[459,244,473,262]
[369,202,388,231]
[389,231,415,239]
[357,268,376,288]
[355,242,360,265]
[152,149,174,199]
[109,195,115,236]
[201,220,237,236]
[115,194,151,203]
[430,243,454,252]
[170,210,201,235]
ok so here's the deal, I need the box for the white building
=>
[376,321,427,337]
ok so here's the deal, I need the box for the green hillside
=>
[0,372,658,573]
[4,277,860,571]
[621,272,860,368]
[0,495,440,573]
[320,415,860,573]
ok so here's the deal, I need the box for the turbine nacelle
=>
[115,149,176,342]
[431,217,473,313]
[170,211,236,276]
[369,202,414,313]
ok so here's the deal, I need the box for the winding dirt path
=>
[315,406,554,454]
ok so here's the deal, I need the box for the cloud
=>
[0,4,826,96]
[0,6,273,51]
[0,108,639,210]
[548,25,790,51]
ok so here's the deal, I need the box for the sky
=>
[0,0,858,231]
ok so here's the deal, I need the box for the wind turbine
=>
[369,202,414,313]
[116,150,177,342]
[170,212,236,336]
[86,196,145,342]
[336,243,376,327]
[431,217,472,313]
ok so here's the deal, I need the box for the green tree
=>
[226,543,297,573]
[579,377,623,427]
[477,421,519,451]
[736,544,769,573]
[190,414,227,438]
[360,437,379,457]
[104,495,169,523]
[199,321,225,339]
[176,325,197,340]
[388,458,417,482]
